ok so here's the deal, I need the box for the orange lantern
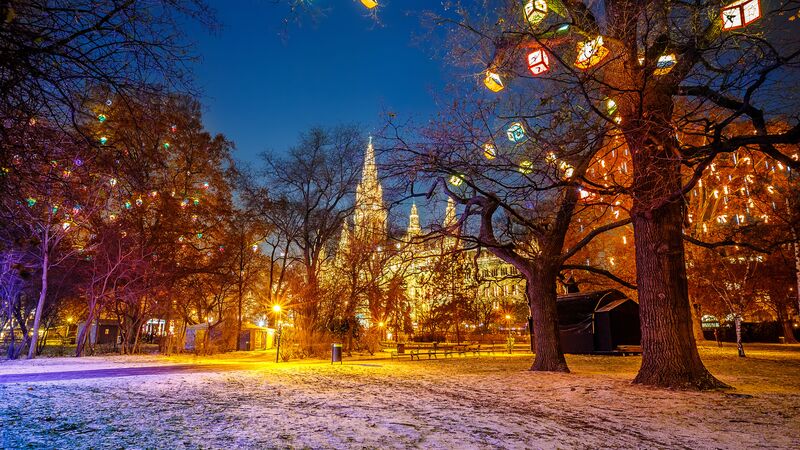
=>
[361,0,378,9]
[484,71,505,92]
[574,36,609,70]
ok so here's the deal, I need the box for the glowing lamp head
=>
[524,0,548,26]
[360,0,378,9]
[97,114,107,123]
[251,243,259,253]
[606,98,618,115]
[518,160,534,174]
[721,0,761,30]
[272,304,282,313]
[26,197,37,207]
[483,71,504,92]
[527,49,550,76]
[505,314,511,320]
[109,178,117,187]
[378,321,385,327]
[99,136,108,145]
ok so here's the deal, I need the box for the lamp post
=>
[505,314,512,354]
[273,304,282,363]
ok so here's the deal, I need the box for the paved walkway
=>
[0,364,239,384]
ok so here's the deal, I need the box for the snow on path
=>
[1,346,799,449]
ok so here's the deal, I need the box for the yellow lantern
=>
[483,143,497,160]
[518,160,534,174]
[721,0,761,30]
[449,174,465,187]
[484,71,504,92]
[361,0,378,9]
[574,36,609,70]
[523,0,548,26]
[653,54,677,75]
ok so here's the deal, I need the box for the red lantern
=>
[527,49,550,76]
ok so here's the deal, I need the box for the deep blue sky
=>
[190,0,447,163]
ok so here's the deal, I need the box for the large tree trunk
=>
[628,101,726,389]
[27,248,49,359]
[526,267,569,372]
[781,318,799,344]
[691,302,705,342]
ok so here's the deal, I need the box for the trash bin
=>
[779,337,785,344]
[397,343,405,354]
[331,343,343,364]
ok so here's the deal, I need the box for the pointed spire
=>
[353,136,386,242]
[407,202,421,236]
[444,197,457,227]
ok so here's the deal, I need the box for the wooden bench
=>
[615,345,642,356]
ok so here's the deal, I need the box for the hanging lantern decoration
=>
[170,124,177,133]
[518,160,534,174]
[653,54,677,75]
[98,114,107,123]
[605,98,618,115]
[218,245,225,253]
[99,136,109,145]
[135,197,143,207]
[26,197,37,207]
[361,0,378,9]
[251,243,259,253]
[202,181,210,189]
[149,190,158,198]
[523,0,548,26]
[506,122,527,144]
[448,174,465,187]
[124,201,132,209]
[196,233,203,239]
[72,205,82,214]
[109,178,117,187]
[721,0,761,30]
[62,222,71,231]
[163,142,170,150]
[483,143,497,160]
[574,36,609,70]
[484,71,505,92]
[181,198,189,208]
[193,198,200,206]
[526,49,550,76]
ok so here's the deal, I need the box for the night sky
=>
[190,0,448,163]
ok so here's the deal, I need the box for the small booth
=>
[556,289,640,354]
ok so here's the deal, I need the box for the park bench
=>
[615,345,642,356]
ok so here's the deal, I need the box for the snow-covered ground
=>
[1,343,798,449]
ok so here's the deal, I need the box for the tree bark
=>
[628,103,726,389]
[691,302,705,342]
[526,267,569,372]
[27,248,49,359]
[781,318,799,344]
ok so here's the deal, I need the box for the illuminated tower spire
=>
[407,203,421,237]
[353,136,387,242]
[444,197,457,228]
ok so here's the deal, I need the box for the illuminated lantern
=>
[135,197,143,207]
[448,174,465,187]
[72,205,82,214]
[721,0,761,30]
[361,0,378,9]
[109,178,117,187]
[219,245,225,253]
[196,233,203,239]
[484,71,504,92]
[26,197,37,207]
[193,198,200,206]
[574,36,609,70]
[181,198,189,208]
[124,201,132,209]
[518,160,534,174]
[483,143,497,160]
[653,54,677,75]
[62,169,71,178]
[178,236,185,243]
[251,243,259,253]
[98,114,107,123]
[202,181,210,189]
[170,124,177,133]
[99,136,108,145]
[163,142,170,150]
[149,190,158,198]
[62,222,71,231]
[526,49,550,76]
[109,214,117,221]
[506,122,527,143]
[605,98,618,115]
[74,157,84,166]
[523,0,548,26]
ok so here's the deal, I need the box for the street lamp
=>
[273,305,282,363]
[505,314,512,354]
